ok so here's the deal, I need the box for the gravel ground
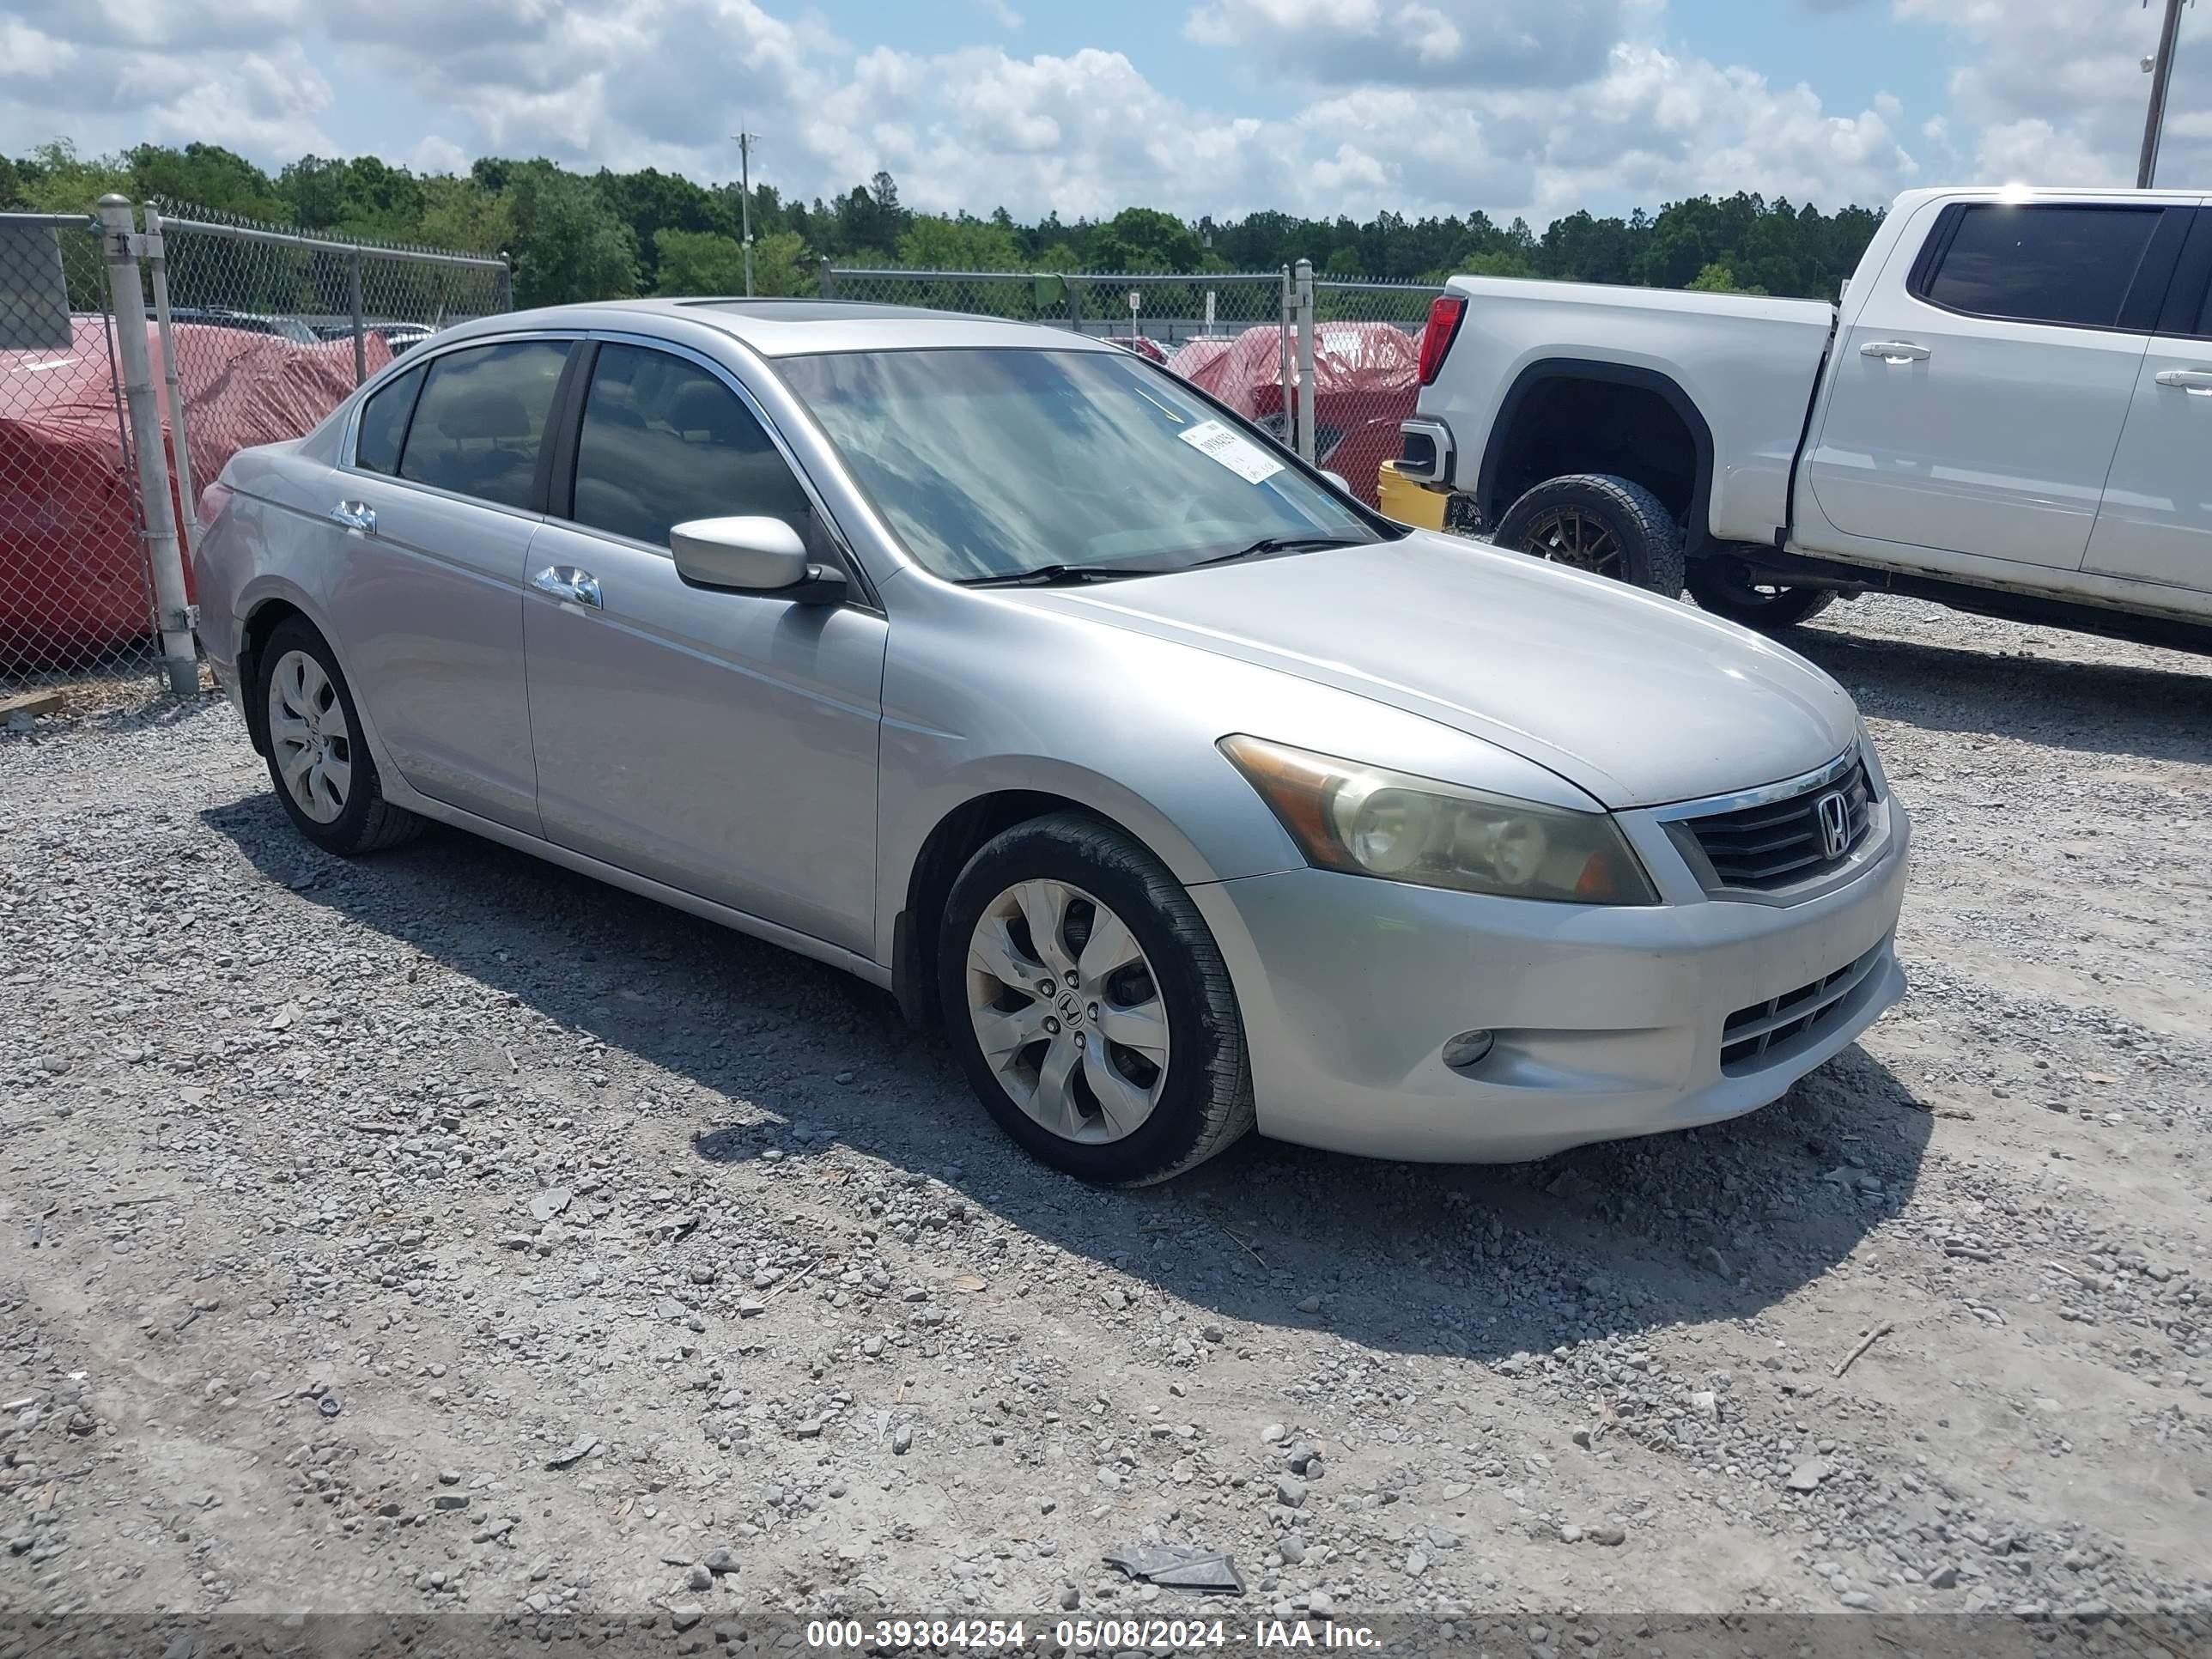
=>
[3,595,2209,1634]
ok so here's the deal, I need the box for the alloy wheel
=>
[267,648,352,823]
[963,878,1171,1144]
[1521,507,1622,576]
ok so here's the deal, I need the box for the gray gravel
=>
[2,594,2209,1623]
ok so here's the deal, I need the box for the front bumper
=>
[1190,802,1910,1163]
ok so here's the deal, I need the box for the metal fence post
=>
[141,204,200,558]
[496,258,514,312]
[96,195,197,698]
[1292,258,1317,465]
[818,258,835,299]
[348,249,367,384]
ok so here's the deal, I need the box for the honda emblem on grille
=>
[1814,789,1850,860]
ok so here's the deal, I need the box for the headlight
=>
[1856,715,1890,801]
[1218,734,1658,905]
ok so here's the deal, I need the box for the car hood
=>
[1009,534,1858,809]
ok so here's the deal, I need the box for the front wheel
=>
[1686,555,1837,630]
[1491,473,1686,597]
[939,813,1254,1185]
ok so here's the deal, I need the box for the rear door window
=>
[397,339,571,510]
[1918,204,2162,329]
[353,367,422,476]
[568,343,811,547]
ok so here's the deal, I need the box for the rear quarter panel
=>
[1419,278,1836,544]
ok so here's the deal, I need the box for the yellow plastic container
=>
[1376,459,1449,532]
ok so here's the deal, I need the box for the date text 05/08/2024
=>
[802,1617,1387,1650]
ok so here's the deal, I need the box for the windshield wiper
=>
[960,562,1166,587]
[1182,533,1369,569]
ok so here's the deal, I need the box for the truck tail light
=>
[1418,294,1467,386]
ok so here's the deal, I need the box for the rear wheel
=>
[939,813,1253,1186]
[1686,555,1838,630]
[1492,473,1685,597]
[257,616,423,856]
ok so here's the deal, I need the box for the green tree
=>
[130,143,286,219]
[896,213,1021,270]
[416,174,513,256]
[506,162,637,306]
[653,228,748,294]
[1091,207,1201,273]
[753,229,814,296]
[1686,261,1765,295]
[10,139,129,214]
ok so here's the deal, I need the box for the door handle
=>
[2153,368,2212,394]
[530,565,603,609]
[330,500,377,533]
[1861,341,1931,364]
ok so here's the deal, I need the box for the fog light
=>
[1442,1029,1495,1070]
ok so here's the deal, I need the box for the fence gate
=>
[0,210,155,695]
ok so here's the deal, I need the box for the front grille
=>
[1720,945,1884,1073]
[1682,763,1874,891]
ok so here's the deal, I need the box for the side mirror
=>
[671,517,809,590]
[1322,470,1352,495]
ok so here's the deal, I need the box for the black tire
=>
[255,616,424,856]
[1686,554,1838,630]
[938,812,1254,1186]
[1491,473,1686,597]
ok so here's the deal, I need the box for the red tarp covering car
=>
[1166,320,1420,507]
[1,317,386,665]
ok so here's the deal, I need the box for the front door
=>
[2084,204,2212,594]
[522,339,885,955]
[327,337,574,833]
[1806,200,2167,571]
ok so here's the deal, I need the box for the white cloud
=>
[0,0,2196,234]
[1184,0,1625,88]
[1891,0,2207,187]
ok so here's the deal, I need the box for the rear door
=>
[1805,201,2186,571]
[2083,203,2212,593]
[329,335,575,832]
[522,337,886,954]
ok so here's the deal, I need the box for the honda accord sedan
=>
[191,298,1909,1184]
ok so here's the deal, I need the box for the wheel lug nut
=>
[1064,970,1079,988]
[1088,1003,1099,1022]
[1037,980,1055,997]
[1042,1017,1060,1035]
[1073,1032,1086,1050]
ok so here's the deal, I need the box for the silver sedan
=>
[191,299,1908,1184]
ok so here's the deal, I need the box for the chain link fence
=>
[1309,277,1445,507]
[820,266,1290,356]
[0,198,510,711]
[0,210,151,698]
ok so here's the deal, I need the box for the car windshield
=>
[775,347,1383,582]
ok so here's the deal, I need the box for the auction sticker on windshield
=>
[1177,418,1284,483]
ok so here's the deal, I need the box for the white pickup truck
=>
[1395,186,2212,650]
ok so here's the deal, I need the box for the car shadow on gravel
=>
[206,790,1930,1364]
[1789,623,2212,761]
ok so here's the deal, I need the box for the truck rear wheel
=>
[1686,556,1837,630]
[1492,474,1684,598]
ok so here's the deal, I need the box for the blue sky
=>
[3,0,2203,227]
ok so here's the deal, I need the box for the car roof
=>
[434,297,1118,358]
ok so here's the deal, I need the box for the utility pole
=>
[2139,0,2191,189]
[732,133,758,295]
